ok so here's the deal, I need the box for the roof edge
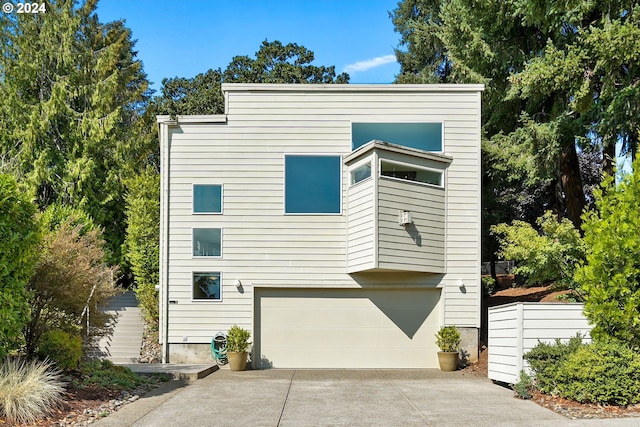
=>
[156,115,227,125]
[344,140,454,164]
[221,83,485,93]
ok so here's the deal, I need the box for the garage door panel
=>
[255,288,441,368]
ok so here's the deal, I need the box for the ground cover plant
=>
[76,359,152,391]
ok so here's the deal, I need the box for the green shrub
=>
[435,326,461,352]
[491,211,585,287]
[226,325,251,353]
[37,330,83,370]
[481,276,496,296]
[123,169,160,326]
[0,174,40,358]
[0,358,65,424]
[524,335,584,394]
[513,370,534,399]
[39,203,97,235]
[555,341,640,405]
[575,159,640,347]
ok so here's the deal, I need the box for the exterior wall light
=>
[398,210,412,226]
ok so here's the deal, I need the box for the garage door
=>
[254,288,441,369]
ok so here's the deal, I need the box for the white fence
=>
[488,302,592,384]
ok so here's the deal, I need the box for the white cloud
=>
[344,54,397,74]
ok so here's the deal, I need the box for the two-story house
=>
[157,83,483,368]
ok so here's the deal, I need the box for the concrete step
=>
[92,290,145,365]
[109,357,141,364]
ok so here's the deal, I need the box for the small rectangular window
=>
[193,228,222,257]
[380,160,442,187]
[285,155,342,214]
[193,184,222,214]
[352,123,442,152]
[193,272,221,301]
[350,162,372,185]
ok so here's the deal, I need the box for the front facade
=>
[158,83,483,368]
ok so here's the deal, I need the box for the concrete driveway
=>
[95,369,639,426]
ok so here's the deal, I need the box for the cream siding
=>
[377,179,445,272]
[159,84,483,359]
[346,178,376,272]
[488,303,592,384]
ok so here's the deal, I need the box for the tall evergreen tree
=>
[0,0,153,264]
[392,0,639,232]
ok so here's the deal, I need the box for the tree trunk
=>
[631,129,638,164]
[559,143,585,230]
[603,141,615,178]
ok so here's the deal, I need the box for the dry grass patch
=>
[0,358,65,424]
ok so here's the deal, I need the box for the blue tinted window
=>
[352,123,442,151]
[193,228,221,257]
[193,272,221,300]
[285,155,341,214]
[193,185,222,213]
[351,162,372,185]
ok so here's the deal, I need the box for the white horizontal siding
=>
[346,178,375,273]
[488,303,592,384]
[377,179,445,273]
[163,86,482,346]
[441,90,481,326]
[488,304,520,384]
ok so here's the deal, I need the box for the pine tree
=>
[0,0,153,264]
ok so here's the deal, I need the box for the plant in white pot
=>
[226,325,251,371]
[435,325,460,371]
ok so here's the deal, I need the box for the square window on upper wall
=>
[193,184,222,214]
[352,123,442,152]
[193,272,221,301]
[285,155,342,214]
[193,228,222,257]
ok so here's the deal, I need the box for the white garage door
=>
[254,288,441,369]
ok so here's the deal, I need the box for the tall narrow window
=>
[193,228,222,257]
[193,184,222,214]
[352,123,442,152]
[285,155,341,214]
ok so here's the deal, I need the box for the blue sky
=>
[96,0,402,92]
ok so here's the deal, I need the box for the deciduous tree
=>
[24,210,118,357]
[156,40,349,116]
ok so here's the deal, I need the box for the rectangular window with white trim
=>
[380,159,443,187]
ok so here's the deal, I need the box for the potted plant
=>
[226,325,251,371]
[435,325,460,371]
